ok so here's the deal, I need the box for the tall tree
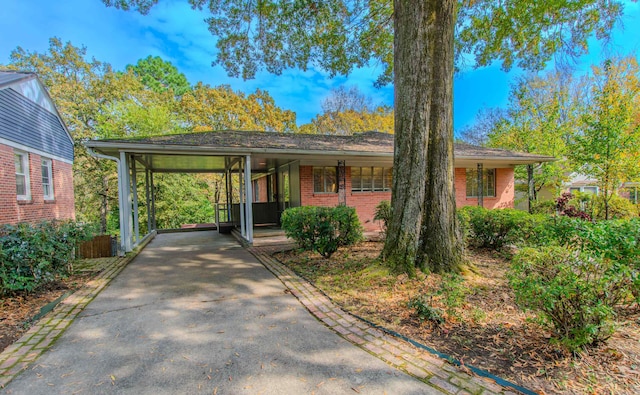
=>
[105,0,625,273]
[180,83,297,132]
[307,86,393,134]
[572,56,640,219]
[487,71,581,207]
[457,108,508,147]
[126,55,191,96]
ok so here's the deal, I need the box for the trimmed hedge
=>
[281,205,363,258]
[0,221,97,296]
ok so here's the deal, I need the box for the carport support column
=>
[244,155,253,243]
[239,159,245,238]
[131,156,140,245]
[119,151,133,253]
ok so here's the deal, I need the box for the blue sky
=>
[1,0,639,134]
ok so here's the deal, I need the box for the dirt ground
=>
[275,242,640,395]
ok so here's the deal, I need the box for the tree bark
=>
[417,0,462,273]
[383,0,461,274]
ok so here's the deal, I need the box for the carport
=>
[84,130,393,254]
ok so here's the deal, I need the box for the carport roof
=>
[85,130,555,171]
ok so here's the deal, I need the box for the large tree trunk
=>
[417,0,462,273]
[383,0,461,274]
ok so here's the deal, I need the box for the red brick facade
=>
[298,165,515,231]
[0,144,75,225]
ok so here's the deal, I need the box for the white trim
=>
[14,150,31,200]
[0,137,73,165]
[41,157,54,200]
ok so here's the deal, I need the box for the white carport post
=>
[131,156,140,245]
[244,155,254,243]
[239,159,245,238]
[119,151,133,253]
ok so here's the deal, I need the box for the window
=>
[466,168,496,198]
[252,179,260,202]
[352,167,392,192]
[42,158,54,200]
[570,186,599,195]
[622,186,638,204]
[313,167,337,193]
[14,151,30,200]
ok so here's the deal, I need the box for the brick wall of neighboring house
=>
[0,144,75,225]
[298,165,516,232]
[454,167,515,209]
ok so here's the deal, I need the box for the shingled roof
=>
[87,130,554,162]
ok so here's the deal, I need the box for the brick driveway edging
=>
[0,233,156,389]
[249,245,529,395]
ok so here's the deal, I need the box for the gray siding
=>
[0,88,73,162]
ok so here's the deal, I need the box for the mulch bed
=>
[0,258,116,353]
[275,242,640,395]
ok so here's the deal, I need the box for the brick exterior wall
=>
[0,144,75,225]
[298,165,515,231]
[454,167,514,209]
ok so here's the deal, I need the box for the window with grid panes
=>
[351,167,392,192]
[465,168,496,197]
[313,167,337,193]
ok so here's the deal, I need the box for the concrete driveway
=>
[3,231,441,394]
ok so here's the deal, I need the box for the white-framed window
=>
[351,167,392,192]
[41,158,54,200]
[313,167,337,193]
[14,151,31,200]
[466,168,496,198]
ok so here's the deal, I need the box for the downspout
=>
[85,146,127,256]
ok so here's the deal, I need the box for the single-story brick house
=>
[0,71,75,225]
[85,130,553,252]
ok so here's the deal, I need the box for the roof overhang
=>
[84,131,556,173]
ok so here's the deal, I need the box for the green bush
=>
[459,206,542,250]
[281,206,363,258]
[530,199,556,215]
[0,221,97,296]
[373,200,392,234]
[509,246,631,351]
[590,194,638,220]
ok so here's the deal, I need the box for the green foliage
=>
[459,206,542,250]
[281,206,363,258]
[590,194,638,220]
[126,55,191,96]
[509,246,631,351]
[0,221,97,296]
[530,199,556,215]
[373,200,392,234]
[407,295,444,325]
[408,273,468,324]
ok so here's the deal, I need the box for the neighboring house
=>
[0,71,75,225]
[85,130,553,252]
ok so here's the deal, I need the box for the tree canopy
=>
[103,0,630,274]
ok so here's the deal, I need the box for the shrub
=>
[590,194,638,220]
[460,206,540,250]
[407,273,468,324]
[281,206,363,258]
[407,295,444,325]
[0,221,97,296]
[556,192,591,220]
[530,199,556,215]
[509,246,631,351]
[373,200,392,234]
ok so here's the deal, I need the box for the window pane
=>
[466,169,477,197]
[384,168,392,191]
[313,168,323,192]
[485,169,495,197]
[16,176,25,195]
[352,167,362,191]
[372,167,383,191]
[325,167,337,193]
[14,154,24,174]
[361,167,372,191]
